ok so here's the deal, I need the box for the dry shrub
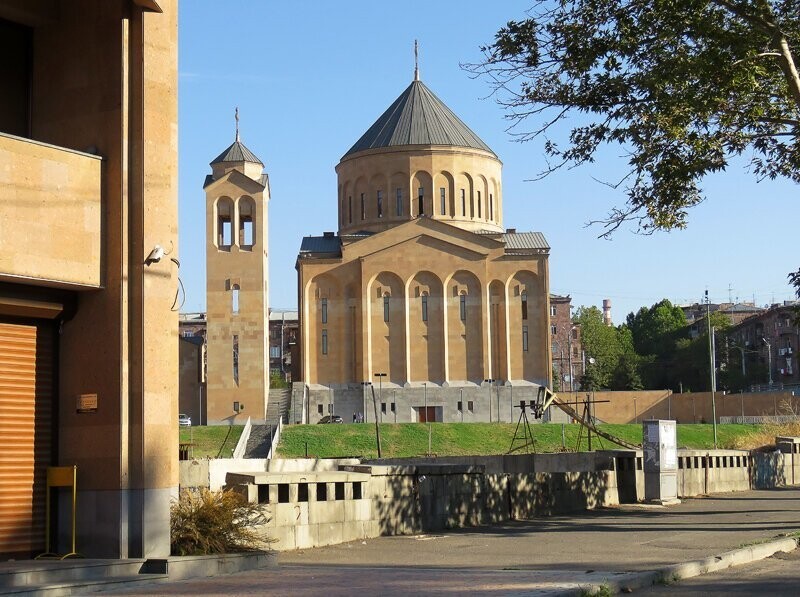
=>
[727,398,800,450]
[170,488,273,555]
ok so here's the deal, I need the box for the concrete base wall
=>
[301,383,561,425]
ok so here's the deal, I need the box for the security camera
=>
[145,245,165,265]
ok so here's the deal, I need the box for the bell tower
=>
[203,113,270,424]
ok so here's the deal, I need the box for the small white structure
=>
[643,419,680,504]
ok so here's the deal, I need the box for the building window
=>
[321,298,328,324]
[457,401,463,411]
[391,402,396,412]
[523,325,529,352]
[383,295,390,322]
[551,324,557,336]
[321,329,328,355]
[233,334,239,385]
[440,187,446,215]
[460,294,467,321]
[572,328,579,340]
[348,196,352,224]
[489,193,494,221]
[381,402,387,414]
[270,345,280,358]
[360,193,365,220]
[461,189,466,216]
[468,400,474,412]
[422,294,428,322]
[395,188,402,216]
[241,217,253,246]
[418,187,424,215]
[521,292,527,320]
[318,403,324,414]
[377,190,383,218]
[550,305,557,317]
[232,284,240,314]
[218,205,232,247]
[477,191,482,218]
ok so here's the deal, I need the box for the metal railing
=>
[232,416,252,459]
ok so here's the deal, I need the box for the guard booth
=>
[643,419,680,504]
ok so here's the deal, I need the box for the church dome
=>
[343,79,495,158]
[336,76,504,236]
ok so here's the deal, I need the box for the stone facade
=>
[549,294,583,391]
[204,138,270,424]
[297,74,552,397]
[0,0,178,558]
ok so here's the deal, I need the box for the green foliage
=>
[573,306,641,390]
[626,300,686,358]
[467,0,800,235]
[270,371,289,389]
[179,426,243,459]
[170,488,272,555]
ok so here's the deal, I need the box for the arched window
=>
[477,191,482,218]
[418,187,424,215]
[232,284,240,314]
[217,198,233,247]
[461,189,466,216]
[238,197,255,248]
[439,188,446,215]
[377,190,383,218]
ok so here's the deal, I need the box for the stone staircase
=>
[244,388,291,458]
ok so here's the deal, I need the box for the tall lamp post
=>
[705,290,718,448]
[373,373,386,457]
[762,337,773,386]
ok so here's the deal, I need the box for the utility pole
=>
[706,290,718,448]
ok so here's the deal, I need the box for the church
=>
[295,64,554,423]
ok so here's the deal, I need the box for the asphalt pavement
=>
[107,486,800,595]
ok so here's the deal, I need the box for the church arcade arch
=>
[406,271,444,383]
[445,270,483,382]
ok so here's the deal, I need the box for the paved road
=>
[107,487,800,596]
[635,548,800,596]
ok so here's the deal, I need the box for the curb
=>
[581,535,799,595]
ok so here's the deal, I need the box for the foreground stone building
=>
[296,68,554,422]
[0,0,177,558]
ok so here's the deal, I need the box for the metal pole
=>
[567,332,574,392]
[706,292,718,448]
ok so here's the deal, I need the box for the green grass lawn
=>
[179,425,244,458]
[276,422,764,460]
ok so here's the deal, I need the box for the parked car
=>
[317,415,343,424]
[178,413,192,427]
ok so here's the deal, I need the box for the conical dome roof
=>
[210,139,262,165]
[343,79,495,158]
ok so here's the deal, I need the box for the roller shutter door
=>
[0,320,54,557]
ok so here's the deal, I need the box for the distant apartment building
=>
[269,310,299,383]
[682,302,765,339]
[727,302,800,388]
[549,295,583,391]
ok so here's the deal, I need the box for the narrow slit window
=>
[348,196,352,223]
[440,187,446,215]
[383,295,390,322]
[489,193,494,221]
[421,294,428,322]
[460,294,467,321]
[418,187,424,215]
[233,334,239,385]
[361,193,365,220]
[521,292,528,320]
[321,298,328,324]
[523,325,529,352]
[461,189,466,216]
[321,329,328,355]
[477,191,482,218]
[232,285,240,314]
[395,188,402,216]
[377,190,383,218]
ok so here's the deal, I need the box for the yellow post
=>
[35,466,81,560]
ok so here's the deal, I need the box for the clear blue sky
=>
[178,1,797,324]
